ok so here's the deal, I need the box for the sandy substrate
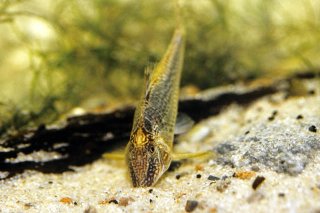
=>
[0,80,319,213]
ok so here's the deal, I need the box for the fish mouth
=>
[128,157,163,187]
[133,178,155,187]
[130,170,158,187]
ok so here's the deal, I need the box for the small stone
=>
[252,176,266,190]
[119,197,134,206]
[108,199,118,204]
[99,198,118,205]
[308,125,317,133]
[24,203,33,210]
[308,89,315,95]
[268,110,278,121]
[268,116,275,121]
[175,172,187,180]
[251,165,260,172]
[233,171,256,180]
[216,180,231,192]
[59,197,73,205]
[185,200,198,212]
[221,175,228,180]
[195,164,204,171]
[168,161,182,172]
[207,175,220,181]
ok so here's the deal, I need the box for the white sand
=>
[1,80,319,213]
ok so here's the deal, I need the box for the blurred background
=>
[0,0,319,136]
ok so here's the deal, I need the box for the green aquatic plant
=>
[0,0,319,136]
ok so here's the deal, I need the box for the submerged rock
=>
[215,118,320,175]
[0,74,319,212]
[209,78,320,175]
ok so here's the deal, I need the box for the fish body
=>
[125,28,185,187]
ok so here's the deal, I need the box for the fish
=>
[125,27,185,187]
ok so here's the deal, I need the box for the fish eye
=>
[148,144,155,153]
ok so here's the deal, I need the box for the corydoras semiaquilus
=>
[125,28,185,187]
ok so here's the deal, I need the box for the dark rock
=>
[185,200,198,212]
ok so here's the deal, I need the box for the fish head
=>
[125,128,172,187]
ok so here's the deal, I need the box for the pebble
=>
[233,171,256,180]
[108,199,118,204]
[268,110,278,121]
[251,165,260,172]
[208,175,220,181]
[252,176,266,190]
[168,161,182,172]
[119,197,133,207]
[308,89,315,95]
[185,200,198,212]
[59,197,73,205]
[308,125,317,133]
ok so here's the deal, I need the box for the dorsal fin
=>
[144,65,152,91]
[174,113,194,135]
[144,63,157,101]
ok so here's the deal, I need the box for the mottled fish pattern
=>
[125,28,185,187]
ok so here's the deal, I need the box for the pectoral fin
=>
[172,151,214,161]
[174,113,194,135]
[103,152,125,160]
[144,63,157,93]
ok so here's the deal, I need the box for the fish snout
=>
[127,149,163,187]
